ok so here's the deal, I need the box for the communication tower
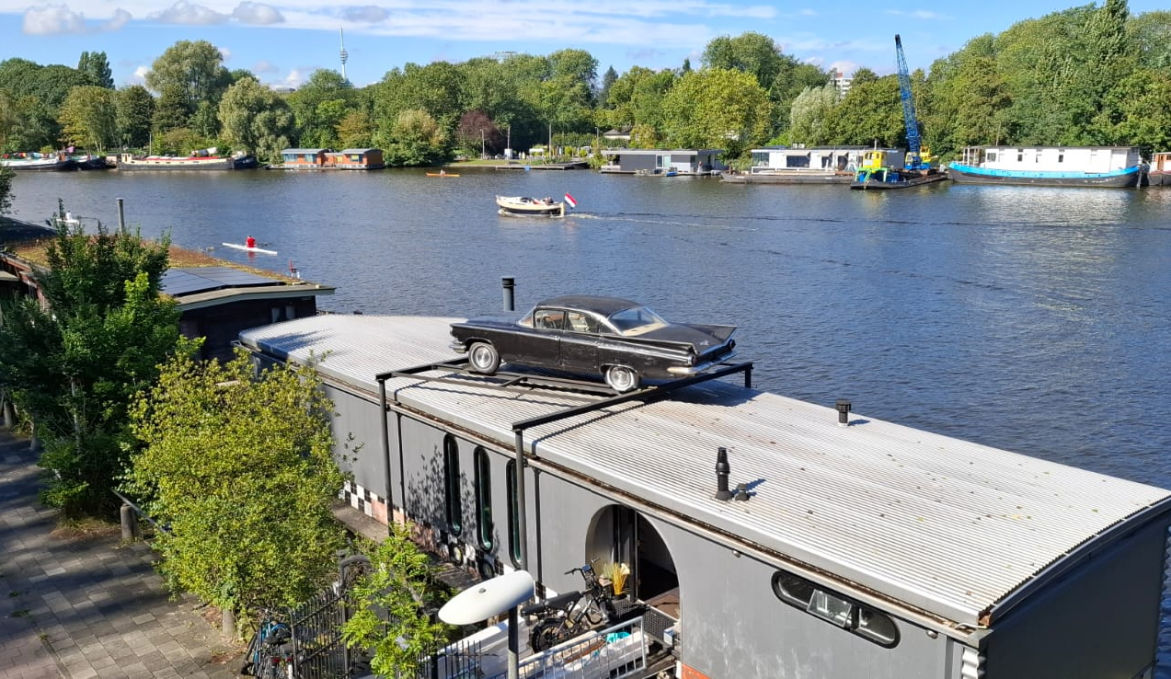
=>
[339,28,349,82]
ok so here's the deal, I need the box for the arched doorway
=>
[585,505,678,603]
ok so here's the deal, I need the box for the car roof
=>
[536,295,642,316]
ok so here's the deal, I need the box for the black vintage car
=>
[449,296,736,392]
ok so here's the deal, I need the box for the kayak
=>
[222,242,278,255]
[425,172,460,177]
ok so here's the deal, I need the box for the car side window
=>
[566,311,598,333]
[534,309,566,330]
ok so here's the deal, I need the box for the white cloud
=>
[218,45,232,60]
[128,65,150,85]
[827,60,860,77]
[101,8,132,31]
[233,1,283,25]
[283,68,308,88]
[252,59,278,73]
[151,1,227,25]
[22,5,86,35]
[338,5,388,23]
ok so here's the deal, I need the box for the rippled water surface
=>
[9,170,1171,489]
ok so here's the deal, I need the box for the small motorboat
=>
[426,171,460,177]
[496,195,565,217]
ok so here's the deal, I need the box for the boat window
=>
[986,151,997,162]
[474,447,493,551]
[608,306,667,336]
[443,435,462,537]
[534,309,566,330]
[772,571,900,647]
[1058,150,1064,163]
[506,460,522,566]
[1017,149,1024,162]
[566,311,599,333]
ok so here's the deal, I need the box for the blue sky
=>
[1,1,1165,90]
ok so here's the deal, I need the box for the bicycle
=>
[241,610,294,678]
[521,563,616,652]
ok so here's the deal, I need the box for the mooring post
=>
[1,394,13,429]
[120,503,139,541]
[222,608,235,640]
[116,197,126,235]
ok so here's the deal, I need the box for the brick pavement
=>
[0,429,243,679]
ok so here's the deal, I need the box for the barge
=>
[948,146,1144,187]
[239,314,1171,679]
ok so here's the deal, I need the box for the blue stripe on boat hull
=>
[948,163,1141,188]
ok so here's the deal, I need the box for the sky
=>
[0,0,1166,90]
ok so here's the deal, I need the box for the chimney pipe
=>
[715,447,732,501]
[835,399,852,426]
[502,276,515,311]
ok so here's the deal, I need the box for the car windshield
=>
[607,306,667,336]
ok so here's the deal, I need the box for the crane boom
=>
[894,34,924,169]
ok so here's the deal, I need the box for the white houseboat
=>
[599,149,723,176]
[722,146,868,184]
[240,314,1171,679]
[949,146,1145,187]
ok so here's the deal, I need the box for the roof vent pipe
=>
[835,399,852,426]
[715,447,733,501]
[502,276,516,312]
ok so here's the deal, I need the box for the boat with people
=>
[948,146,1145,187]
[115,148,257,171]
[0,152,74,171]
[496,195,566,217]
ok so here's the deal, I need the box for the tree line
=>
[0,0,1169,166]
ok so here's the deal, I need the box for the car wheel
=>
[605,365,639,392]
[468,342,500,374]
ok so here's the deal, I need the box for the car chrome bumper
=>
[449,341,468,353]
[666,351,737,376]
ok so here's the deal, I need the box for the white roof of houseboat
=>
[239,314,1171,629]
[337,148,379,154]
[601,149,722,155]
[281,148,328,154]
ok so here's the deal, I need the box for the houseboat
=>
[948,146,1144,187]
[239,313,1171,679]
[1146,152,1170,187]
[115,149,255,171]
[722,146,867,184]
[600,149,723,176]
[273,148,330,170]
[850,148,946,190]
[0,152,73,171]
[324,148,384,170]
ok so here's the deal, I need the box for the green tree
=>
[0,58,93,147]
[374,62,466,137]
[156,127,213,155]
[0,217,193,516]
[660,68,771,157]
[58,85,118,151]
[153,83,193,135]
[218,77,295,162]
[0,165,13,215]
[382,108,448,166]
[336,109,374,148]
[825,75,907,148]
[342,523,450,677]
[702,33,785,92]
[115,85,155,148]
[923,35,1010,157]
[125,351,346,617]
[598,66,618,107]
[1097,68,1171,150]
[288,69,353,147]
[1130,11,1171,71]
[145,41,231,127]
[787,84,839,145]
[77,51,114,89]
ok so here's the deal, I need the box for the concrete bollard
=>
[1,397,13,429]
[120,503,139,541]
[222,608,235,639]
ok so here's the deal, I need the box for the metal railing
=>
[501,617,646,679]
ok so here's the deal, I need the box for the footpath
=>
[0,429,242,679]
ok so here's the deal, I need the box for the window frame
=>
[506,460,522,566]
[473,447,493,551]
[443,435,462,537]
[771,570,900,647]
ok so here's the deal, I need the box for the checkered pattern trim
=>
[340,480,387,520]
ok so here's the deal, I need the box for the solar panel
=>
[162,267,278,297]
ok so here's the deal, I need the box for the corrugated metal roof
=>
[239,315,1171,627]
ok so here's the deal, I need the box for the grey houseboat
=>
[240,314,1171,679]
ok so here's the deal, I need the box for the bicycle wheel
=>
[529,619,561,653]
[240,629,262,675]
[583,599,606,626]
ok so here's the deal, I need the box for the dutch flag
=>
[564,193,578,208]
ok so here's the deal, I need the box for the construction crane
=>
[894,34,931,171]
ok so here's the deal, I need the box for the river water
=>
[9,169,1171,670]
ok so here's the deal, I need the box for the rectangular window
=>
[1058,150,1065,163]
[474,447,493,551]
[506,461,521,566]
[986,151,997,162]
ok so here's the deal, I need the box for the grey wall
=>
[983,520,1168,678]
[325,386,387,499]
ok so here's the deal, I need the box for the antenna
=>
[339,27,349,82]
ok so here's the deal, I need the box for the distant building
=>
[829,68,853,97]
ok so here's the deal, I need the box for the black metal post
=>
[507,606,520,679]
[116,197,126,235]
[502,277,515,312]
